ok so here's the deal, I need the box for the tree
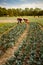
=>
[2,8,7,16]
[25,8,29,16]
[29,8,34,16]
[7,9,13,16]
[0,7,43,17]
[33,8,41,17]
[39,10,43,16]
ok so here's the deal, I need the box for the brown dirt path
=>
[38,23,43,31]
[0,24,28,65]
[39,24,43,31]
[0,24,17,39]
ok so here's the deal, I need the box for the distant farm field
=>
[0,16,43,25]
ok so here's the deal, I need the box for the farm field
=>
[0,16,43,65]
[0,23,16,36]
[0,23,26,56]
[0,16,43,25]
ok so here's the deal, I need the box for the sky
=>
[0,0,43,9]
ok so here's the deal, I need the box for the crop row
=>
[4,22,43,65]
[0,23,26,56]
[0,23,16,35]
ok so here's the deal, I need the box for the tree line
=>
[0,7,43,17]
